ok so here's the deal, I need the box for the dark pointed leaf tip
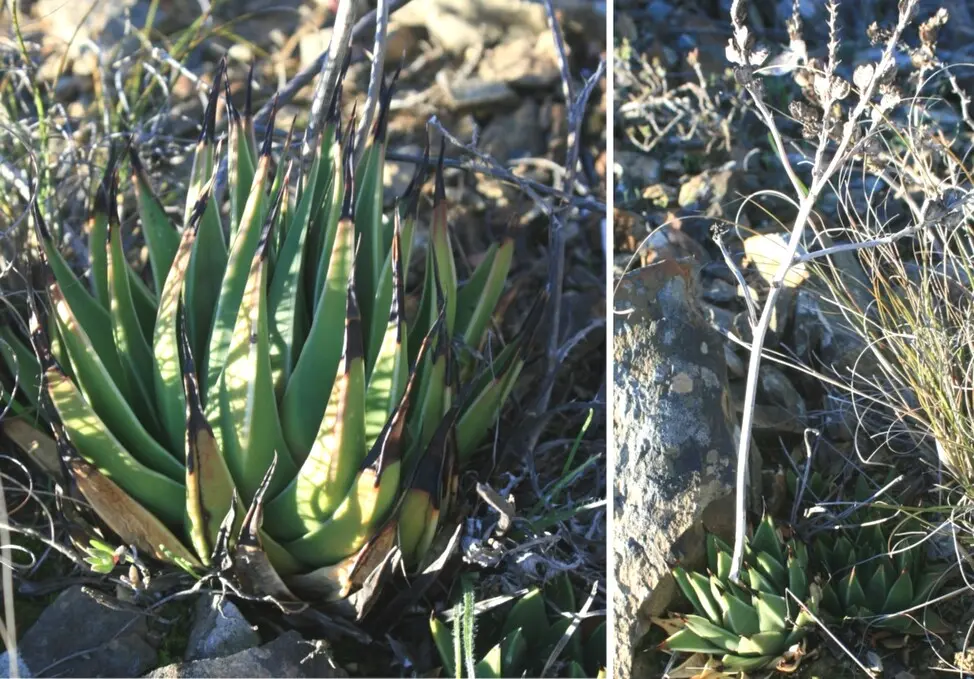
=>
[328,46,353,118]
[202,65,224,144]
[390,210,404,320]
[245,61,255,119]
[443,337,456,385]
[213,493,238,567]
[432,312,450,363]
[340,133,355,220]
[247,451,277,514]
[429,246,447,314]
[374,62,403,142]
[223,65,241,123]
[261,94,279,157]
[107,172,121,225]
[403,139,430,201]
[409,450,441,496]
[93,142,120,213]
[179,316,210,437]
[345,288,365,364]
[256,180,286,260]
[30,199,51,241]
[241,453,278,540]
[127,143,147,181]
[327,78,344,124]
[434,137,446,204]
[282,116,297,158]
[187,186,211,234]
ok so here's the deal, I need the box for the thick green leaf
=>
[204,115,276,398]
[883,569,915,613]
[129,146,180,293]
[721,592,760,638]
[215,189,297,502]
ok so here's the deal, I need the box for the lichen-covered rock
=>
[184,594,260,662]
[613,261,750,679]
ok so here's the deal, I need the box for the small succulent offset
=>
[429,575,606,678]
[2,61,539,605]
[814,477,949,635]
[81,539,128,575]
[657,516,817,675]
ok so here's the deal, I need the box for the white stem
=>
[354,0,390,166]
[728,0,918,584]
[795,225,917,263]
[729,195,818,581]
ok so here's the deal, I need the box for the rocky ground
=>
[0,0,607,676]
[614,0,974,677]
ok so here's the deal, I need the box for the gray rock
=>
[613,262,750,679]
[792,287,877,379]
[723,343,746,379]
[184,594,260,662]
[678,169,734,210]
[700,277,737,305]
[647,0,673,22]
[146,631,346,678]
[479,33,561,88]
[479,100,545,163]
[728,378,808,434]
[439,76,519,112]
[616,151,660,187]
[791,289,827,362]
[394,0,548,54]
[15,586,157,678]
[758,366,807,430]
[33,0,198,58]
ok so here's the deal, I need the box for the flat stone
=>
[613,261,752,679]
[478,33,560,88]
[439,77,519,112]
[15,586,157,678]
[184,594,260,662]
[479,99,545,163]
[700,277,737,304]
[615,151,660,187]
[758,366,807,428]
[33,0,197,58]
[384,25,422,66]
[394,0,548,55]
[641,225,710,265]
[146,631,346,678]
[678,169,734,209]
[743,232,809,289]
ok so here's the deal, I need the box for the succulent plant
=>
[814,476,948,635]
[429,574,606,678]
[1,62,539,604]
[785,467,828,503]
[657,516,816,674]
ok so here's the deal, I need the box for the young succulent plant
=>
[1,60,539,605]
[814,476,949,635]
[429,574,606,678]
[657,516,817,675]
